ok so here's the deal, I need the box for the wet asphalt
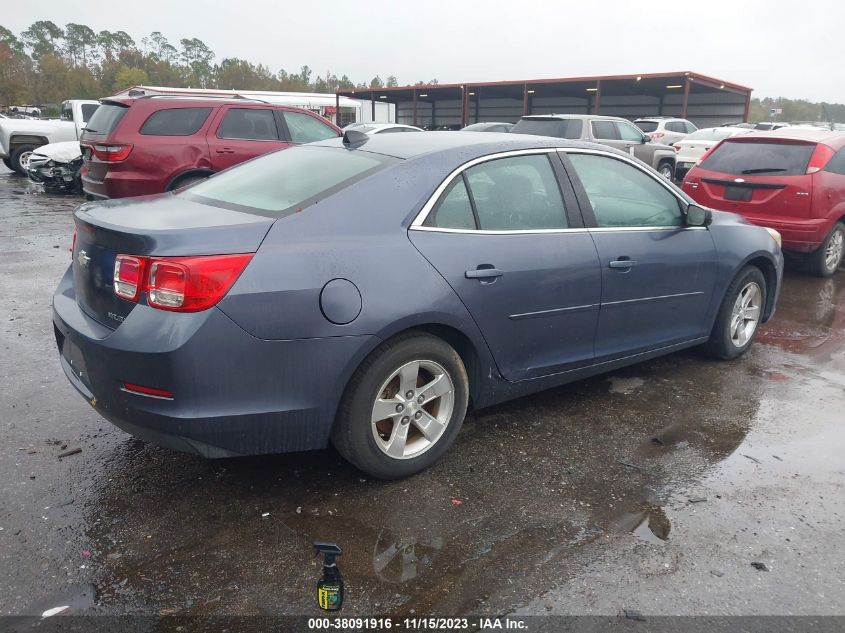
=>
[1,163,844,621]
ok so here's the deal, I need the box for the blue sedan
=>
[53,132,783,478]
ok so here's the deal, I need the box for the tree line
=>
[0,21,440,111]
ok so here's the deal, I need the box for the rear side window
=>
[665,121,686,133]
[700,141,815,176]
[592,121,619,140]
[511,119,582,139]
[824,148,845,175]
[140,107,212,136]
[426,177,476,229]
[85,103,128,134]
[183,146,393,215]
[217,108,279,140]
[282,111,338,143]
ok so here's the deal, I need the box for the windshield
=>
[635,121,659,132]
[511,118,582,139]
[183,146,396,215]
[684,128,735,142]
[700,140,815,176]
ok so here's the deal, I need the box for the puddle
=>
[607,376,645,394]
[613,506,671,546]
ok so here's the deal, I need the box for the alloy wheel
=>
[730,282,762,347]
[824,229,844,273]
[371,360,455,460]
[18,151,33,171]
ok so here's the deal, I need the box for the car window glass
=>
[635,121,658,133]
[80,104,99,123]
[616,121,644,141]
[511,118,582,139]
[592,121,618,140]
[824,147,845,175]
[464,154,568,230]
[424,177,476,229]
[685,121,697,133]
[665,122,681,133]
[85,103,127,134]
[376,127,403,134]
[282,111,338,143]
[700,141,814,176]
[568,153,682,228]
[139,107,212,136]
[217,108,279,140]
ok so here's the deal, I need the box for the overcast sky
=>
[5,0,845,102]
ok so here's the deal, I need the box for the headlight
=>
[765,227,782,248]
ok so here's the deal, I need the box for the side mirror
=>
[686,204,712,227]
[641,136,650,144]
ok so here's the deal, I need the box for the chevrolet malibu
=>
[53,132,784,479]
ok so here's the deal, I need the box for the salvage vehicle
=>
[54,132,783,479]
[511,114,678,180]
[26,141,84,194]
[634,117,697,145]
[80,96,341,199]
[0,100,99,175]
[683,128,845,276]
[673,126,753,179]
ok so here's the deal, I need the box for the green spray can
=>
[314,542,343,611]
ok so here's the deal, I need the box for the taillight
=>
[650,132,665,139]
[122,382,174,399]
[114,255,146,301]
[672,144,680,152]
[112,253,253,312]
[91,143,133,162]
[71,229,77,258]
[806,144,835,174]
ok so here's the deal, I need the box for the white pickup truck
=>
[0,99,100,175]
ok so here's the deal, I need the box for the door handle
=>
[465,267,503,280]
[608,259,637,270]
[215,149,235,154]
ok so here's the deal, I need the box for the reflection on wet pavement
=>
[1,164,844,618]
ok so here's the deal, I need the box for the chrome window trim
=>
[410,225,589,235]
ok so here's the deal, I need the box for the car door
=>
[408,151,602,382]
[561,150,718,361]
[592,119,642,157]
[207,106,289,171]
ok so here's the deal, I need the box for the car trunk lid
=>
[71,194,274,329]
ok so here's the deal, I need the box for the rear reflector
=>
[114,255,145,301]
[113,253,253,312]
[806,143,835,174]
[122,382,174,399]
[91,143,133,162]
[650,132,665,139]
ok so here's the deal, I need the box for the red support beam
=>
[523,84,529,115]
[743,92,751,122]
[371,92,375,122]
[335,91,340,127]
[412,89,417,126]
[593,80,601,114]
[681,79,691,119]
[461,86,468,128]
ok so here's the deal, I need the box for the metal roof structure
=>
[336,71,753,129]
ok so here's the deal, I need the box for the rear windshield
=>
[511,118,582,139]
[700,140,815,176]
[183,146,396,215]
[684,128,736,142]
[81,104,99,122]
[634,121,659,133]
[84,103,127,134]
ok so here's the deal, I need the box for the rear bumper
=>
[81,167,165,200]
[736,214,832,253]
[52,266,378,457]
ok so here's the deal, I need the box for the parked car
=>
[753,122,791,131]
[343,122,423,135]
[511,114,677,179]
[461,122,514,133]
[26,141,83,193]
[80,96,341,199]
[0,100,99,175]
[634,117,698,145]
[54,132,783,478]
[683,129,845,276]
[673,126,754,179]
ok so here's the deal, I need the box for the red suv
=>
[80,96,341,199]
[683,129,845,276]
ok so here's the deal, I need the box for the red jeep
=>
[683,129,845,277]
[80,96,341,199]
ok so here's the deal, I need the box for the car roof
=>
[520,114,628,122]
[103,96,273,108]
[313,130,603,160]
[728,128,845,145]
[634,117,687,121]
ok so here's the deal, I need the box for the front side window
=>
[592,120,618,140]
[568,153,682,228]
[616,121,644,141]
[217,108,279,140]
[282,111,338,143]
[184,146,394,215]
[426,154,568,231]
[140,107,212,136]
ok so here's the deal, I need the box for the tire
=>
[804,222,844,277]
[702,265,766,360]
[168,174,208,191]
[2,157,12,170]
[9,144,38,176]
[657,161,674,181]
[331,331,469,479]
